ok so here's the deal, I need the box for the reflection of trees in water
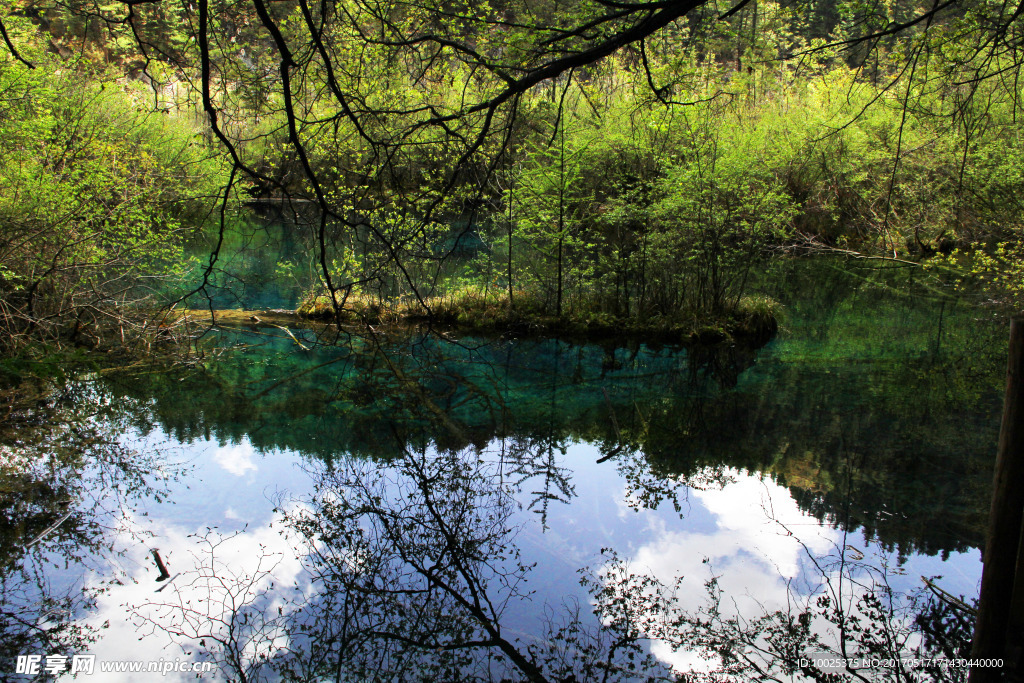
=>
[38,260,995,677]
[623,351,998,558]
[494,435,575,531]
[132,443,975,682]
[131,528,294,682]
[138,446,673,682]
[104,278,1003,559]
[589,528,974,682]
[116,334,994,558]
[0,381,179,665]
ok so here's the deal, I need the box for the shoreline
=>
[177,305,779,349]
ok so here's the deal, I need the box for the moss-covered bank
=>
[295,288,780,347]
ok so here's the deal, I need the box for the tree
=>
[4,0,1019,325]
[0,42,224,365]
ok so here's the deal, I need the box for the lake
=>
[2,255,1006,681]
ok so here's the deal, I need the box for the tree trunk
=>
[970,317,1024,682]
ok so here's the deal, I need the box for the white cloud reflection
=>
[79,505,305,682]
[610,469,842,673]
[212,440,259,477]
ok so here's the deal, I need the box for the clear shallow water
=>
[3,258,1007,681]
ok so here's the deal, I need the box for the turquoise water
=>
[2,257,1006,680]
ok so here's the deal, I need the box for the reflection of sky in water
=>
[506,443,982,672]
[69,435,981,681]
[72,432,313,682]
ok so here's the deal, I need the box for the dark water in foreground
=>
[1,258,1008,681]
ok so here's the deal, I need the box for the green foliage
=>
[0,51,227,367]
[932,242,1024,313]
[7,0,1024,326]
[266,39,1024,329]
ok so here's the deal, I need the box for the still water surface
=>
[8,258,1006,680]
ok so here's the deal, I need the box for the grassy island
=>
[296,288,781,346]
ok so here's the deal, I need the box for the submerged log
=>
[177,309,309,329]
[152,549,170,582]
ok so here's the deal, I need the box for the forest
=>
[1,0,1023,367]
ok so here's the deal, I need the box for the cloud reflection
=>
[613,469,841,672]
[212,440,259,477]
[81,506,305,682]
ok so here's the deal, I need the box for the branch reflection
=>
[140,446,675,682]
[0,381,181,666]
